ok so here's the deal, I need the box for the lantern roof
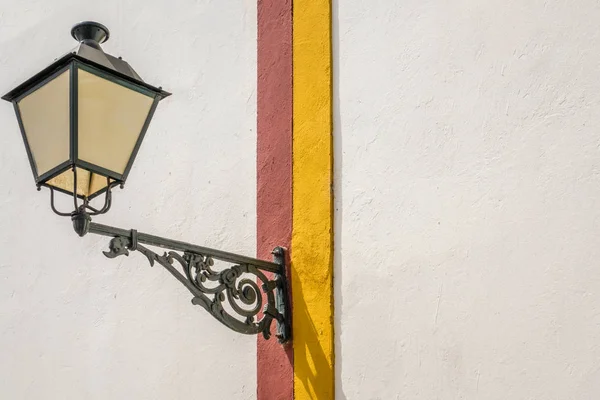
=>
[2,22,171,102]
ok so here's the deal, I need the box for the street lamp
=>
[2,22,290,343]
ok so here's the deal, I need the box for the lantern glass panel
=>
[77,68,154,175]
[46,167,109,198]
[17,70,70,176]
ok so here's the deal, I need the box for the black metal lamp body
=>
[2,22,291,344]
[3,22,170,201]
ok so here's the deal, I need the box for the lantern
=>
[2,21,170,200]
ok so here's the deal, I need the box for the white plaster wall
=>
[0,1,257,399]
[335,0,600,398]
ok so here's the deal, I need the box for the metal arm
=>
[43,182,290,343]
[76,215,291,343]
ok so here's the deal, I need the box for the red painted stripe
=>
[256,0,293,399]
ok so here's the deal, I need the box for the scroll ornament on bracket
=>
[102,232,290,342]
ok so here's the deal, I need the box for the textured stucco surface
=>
[256,0,294,399]
[0,1,257,399]
[335,0,600,399]
[293,0,334,399]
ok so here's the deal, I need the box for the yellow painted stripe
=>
[292,0,333,399]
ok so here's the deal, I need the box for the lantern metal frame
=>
[3,54,170,200]
[1,21,291,344]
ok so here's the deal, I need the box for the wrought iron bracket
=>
[78,215,291,343]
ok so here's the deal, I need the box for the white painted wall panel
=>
[335,0,600,398]
[0,1,257,399]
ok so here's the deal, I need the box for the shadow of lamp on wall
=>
[2,21,291,344]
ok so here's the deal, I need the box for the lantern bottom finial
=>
[72,211,91,237]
